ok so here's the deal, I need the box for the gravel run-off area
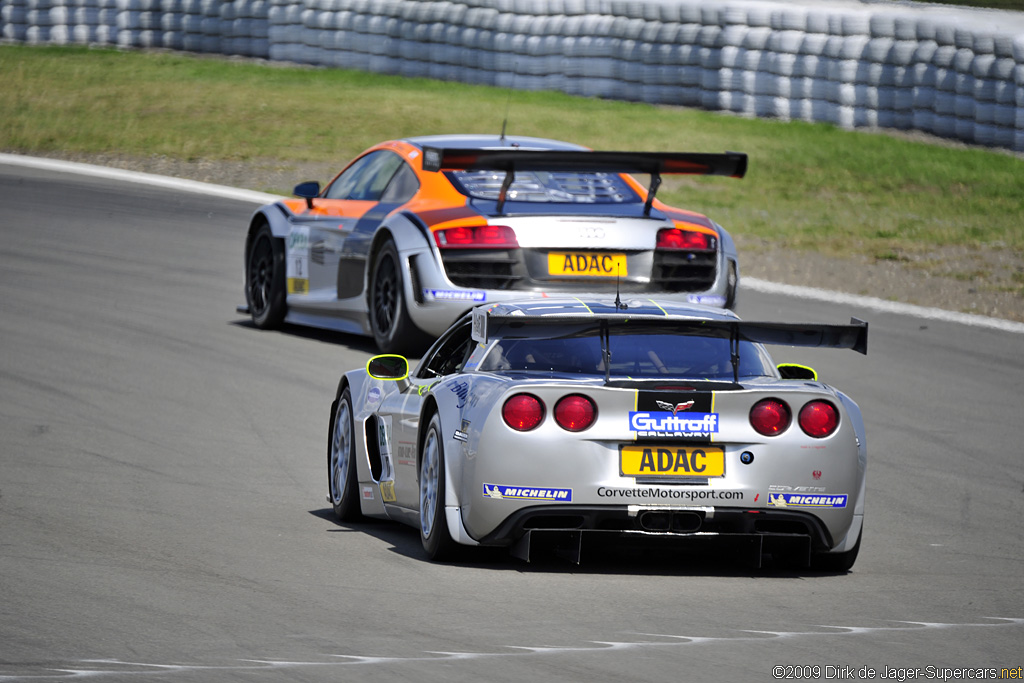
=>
[20,150,1024,325]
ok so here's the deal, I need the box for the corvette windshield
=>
[479,331,774,380]
[450,170,641,204]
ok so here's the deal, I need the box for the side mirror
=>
[777,363,818,381]
[293,181,321,210]
[367,354,409,381]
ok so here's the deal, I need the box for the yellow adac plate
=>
[548,252,628,277]
[620,445,726,478]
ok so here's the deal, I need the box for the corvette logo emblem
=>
[655,400,695,415]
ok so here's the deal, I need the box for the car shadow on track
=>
[308,508,849,578]
[230,319,383,353]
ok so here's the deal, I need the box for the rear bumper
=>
[476,505,836,564]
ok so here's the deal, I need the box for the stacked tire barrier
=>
[3,0,1024,151]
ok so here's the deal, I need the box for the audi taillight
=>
[502,394,544,431]
[553,394,596,432]
[750,398,791,436]
[656,228,712,250]
[434,225,518,249]
[798,400,839,438]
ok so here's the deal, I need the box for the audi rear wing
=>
[421,147,748,215]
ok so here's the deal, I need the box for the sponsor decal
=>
[597,487,744,501]
[483,484,572,502]
[449,380,469,409]
[286,226,310,294]
[620,445,725,478]
[361,486,375,500]
[424,289,486,302]
[548,252,627,277]
[629,411,719,438]
[686,295,727,307]
[453,419,471,442]
[634,392,715,440]
[366,387,382,404]
[812,470,822,480]
[769,484,826,493]
[379,480,396,503]
[767,493,848,508]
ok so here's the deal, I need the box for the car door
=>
[286,150,418,304]
[375,320,477,512]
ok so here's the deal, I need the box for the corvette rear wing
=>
[421,147,748,215]
[471,309,867,382]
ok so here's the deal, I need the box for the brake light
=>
[656,228,712,250]
[434,225,519,249]
[750,398,791,436]
[502,394,544,431]
[798,401,839,438]
[553,394,596,432]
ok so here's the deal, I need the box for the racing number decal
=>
[287,226,310,294]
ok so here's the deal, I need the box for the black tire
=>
[724,260,738,311]
[328,386,362,522]
[811,528,861,573]
[419,414,458,561]
[246,222,287,328]
[368,239,429,354]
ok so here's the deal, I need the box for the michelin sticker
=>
[483,484,572,502]
[424,289,486,302]
[767,493,848,508]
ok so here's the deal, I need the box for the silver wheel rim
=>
[330,398,352,506]
[420,428,440,538]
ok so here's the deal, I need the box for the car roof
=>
[402,134,588,152]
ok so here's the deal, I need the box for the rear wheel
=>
[724,260,738,310]
[419,414,457,561]
[328,386,362,521]
[246,222,287,328]
[811,529,861,573]
[369,239,429,354]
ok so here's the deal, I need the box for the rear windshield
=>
[479,331,774,380]
[449,170,642,204]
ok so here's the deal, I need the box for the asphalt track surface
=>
[1,161,1022,682]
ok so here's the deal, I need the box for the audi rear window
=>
[449,170,641,204]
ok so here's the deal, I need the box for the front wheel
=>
[328,386,362,521]
[246,222,287,328]
[419,414,458,561]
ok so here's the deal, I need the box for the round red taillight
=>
[553,394,597,432]
[502,394,545,431]
[750,398,791,436]
[798,400,839,438]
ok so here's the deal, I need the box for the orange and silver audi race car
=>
[240,135,747,353]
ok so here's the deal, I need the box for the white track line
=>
[3,153,1022,334]
[0,152,281,204]
[742,278,1024,334]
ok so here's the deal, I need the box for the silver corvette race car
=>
[328,299,868,571]
[242,134,746,353]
